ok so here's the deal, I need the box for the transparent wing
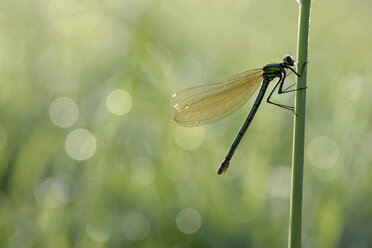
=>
[170,69,263,127]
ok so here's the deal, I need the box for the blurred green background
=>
[0,0,371,247]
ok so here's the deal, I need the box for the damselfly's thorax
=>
[262,55,296,82]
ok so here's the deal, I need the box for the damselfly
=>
[170,56,306,175]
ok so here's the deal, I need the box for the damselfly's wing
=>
[170,69,263,127]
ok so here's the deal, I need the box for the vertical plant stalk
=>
[288,0,311,248]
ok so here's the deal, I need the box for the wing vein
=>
[170,69,263,126]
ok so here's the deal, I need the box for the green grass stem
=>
[288,1,312,248]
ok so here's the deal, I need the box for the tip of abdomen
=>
[217,159,230,175]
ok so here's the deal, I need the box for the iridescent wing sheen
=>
[170,69,263,127]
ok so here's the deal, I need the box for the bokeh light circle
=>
[106,89,132,115]
[176,208,202,234]
[123,213,150,241]
[339,73,364,100]
[65,129,96,160]
[307,136,339,169]
[49,97,79,127]
[87,223,111,243]
[174,126,205,150]
[34,178,68,209]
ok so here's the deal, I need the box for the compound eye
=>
[285,56,294,65]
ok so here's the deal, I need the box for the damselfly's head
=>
[283,55,295,66]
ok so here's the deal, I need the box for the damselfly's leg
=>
[279,62,308,94]
[279,83,307,94]
[287,61,308,77]
[266,73,295,113]
[267,62,308,114]
[282,83,295,92]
